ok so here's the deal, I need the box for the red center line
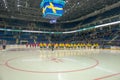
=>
[94,73,120,80]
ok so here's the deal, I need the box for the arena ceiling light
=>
[2,0,7,8]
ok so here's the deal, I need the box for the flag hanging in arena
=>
[40,0,66,19]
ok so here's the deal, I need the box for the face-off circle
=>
[5,56,99,73]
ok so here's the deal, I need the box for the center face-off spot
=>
[5,56,99,73]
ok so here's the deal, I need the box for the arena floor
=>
[0,48,120,80]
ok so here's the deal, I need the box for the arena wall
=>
[111,46,120,50]
[6,45,26,49]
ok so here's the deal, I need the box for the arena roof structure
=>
[0,0,120,23]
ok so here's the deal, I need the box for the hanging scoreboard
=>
[40,0,66,19]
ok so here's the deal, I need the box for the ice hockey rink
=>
[0,48,120,80]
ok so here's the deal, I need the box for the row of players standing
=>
[26,43,99,49]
